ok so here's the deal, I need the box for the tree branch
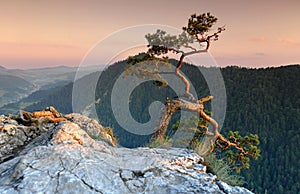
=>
[174,55,195,100]
[151,97,249,156]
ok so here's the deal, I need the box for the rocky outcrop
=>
[0,112,116,163]
[0,115,53,163]
[0,112,253,194]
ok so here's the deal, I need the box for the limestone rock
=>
[0,113,116,163]
[0,115,54,163]
[65,113,117,146]
[0,113,253,194]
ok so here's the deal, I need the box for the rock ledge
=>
[0,113,253,194]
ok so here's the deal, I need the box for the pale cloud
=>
[254,52,266,56]
[250,37,300,46]
[277,38,300,46]
[0,41,79,49]
[250,37,268,42]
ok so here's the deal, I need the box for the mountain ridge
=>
[0,65,104,109]
[1,62,299,193]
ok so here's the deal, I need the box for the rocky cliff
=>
[0,110,253,194]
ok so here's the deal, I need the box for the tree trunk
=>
[151,97,249,155]
[151,98,203,142]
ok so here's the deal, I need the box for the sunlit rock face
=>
[0,113,252,194]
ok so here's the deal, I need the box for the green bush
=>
[201,151,245,186]
[147,136,173,148]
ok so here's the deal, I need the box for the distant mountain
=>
[0,65,102,87]
[0,65,103,108]
[0,84,67,114]
[0,65,6,70]
[13,62,300,194]
[0,75,36,108]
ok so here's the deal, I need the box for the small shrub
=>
[87,127,118,146]
[103,127,118,145]
[87,133,103,141]
[147,136,173,148]
[201,151,245,186]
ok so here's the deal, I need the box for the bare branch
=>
[198,96,213,104]
[182,44,197,51]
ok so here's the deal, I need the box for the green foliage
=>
[145,29,194,55]
[172,116,261,173]
[87,133,104,141]
[171,115,210,148]
[183,13,218,35]
[125,55,171,87]
[127,52,157,65]
[147,136,172,148]
[225,131,260,173]
[127,12,223,68]
[125,57,170,77]
[152,80,168,87]
[87,127,118,146]
[202,152,245,186]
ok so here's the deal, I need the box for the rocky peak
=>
[0,109,253,194]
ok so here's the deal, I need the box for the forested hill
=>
[8,62,300,194]
[221,65,300,193]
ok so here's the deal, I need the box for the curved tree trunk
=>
[151,97,248,154]
[151,98,203,142]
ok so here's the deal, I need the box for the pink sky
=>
[0,0,299,69]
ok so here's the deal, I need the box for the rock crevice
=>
[0,113,253,194]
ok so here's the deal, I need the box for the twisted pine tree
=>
[126,13,260,171]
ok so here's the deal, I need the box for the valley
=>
[0,62,299,193]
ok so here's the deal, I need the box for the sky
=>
[0,0,299,69]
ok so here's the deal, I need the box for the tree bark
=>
[151,98,203,142]
[151,97,248,154]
